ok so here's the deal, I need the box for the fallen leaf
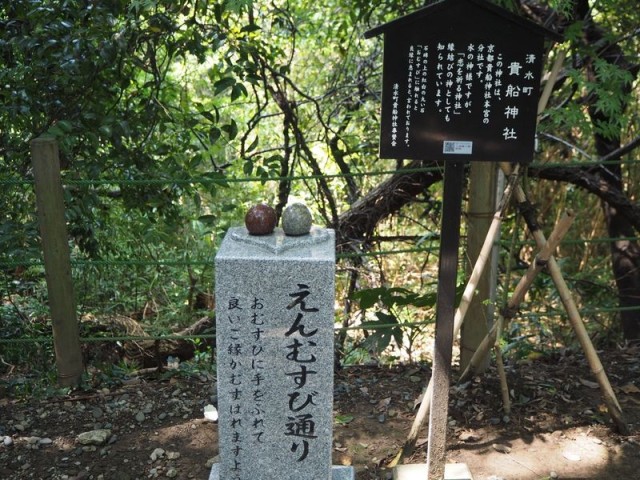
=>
[416,437,428,448]
[492,443,511,454]
[459,431,481,442]
[526,351,544,361]
[621,383,640,395]
[579,378,600,389]
[335,414,354,425]
[563,450,581,461]
[376,397,391,411]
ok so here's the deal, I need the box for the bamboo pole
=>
[454,166,520,336]
[386,167,520,468]
[493,316,510,414]
[459,316,500,384]
[31,136,84,387]
[538,49,567,116]
[459,211,575,383]
[502,164,630,435]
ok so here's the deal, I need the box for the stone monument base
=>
[209,464,355,480]
[392,463,473,480]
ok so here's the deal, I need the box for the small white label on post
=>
[443,141,473,155]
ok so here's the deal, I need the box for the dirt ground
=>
[1,344,639,480]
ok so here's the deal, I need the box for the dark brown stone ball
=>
[244,203,277,235]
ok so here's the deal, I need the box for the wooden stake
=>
[31,136,84,387]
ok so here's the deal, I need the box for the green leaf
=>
[350,287,384,309]
[373,311,398,326]
[243,159,254,176]
[99,124,113,137]
[221,120,238,140]
[246,135,259,154]
[213,77,236,95]
[198,215,217,225]
[230,83,248,101]
[241,24,261,33]
[335,414,354,425]
[47,120,73,137]
[209,126,221,144]
[200,110,217,123]
[351,286,430,310]
[52,120,74,133]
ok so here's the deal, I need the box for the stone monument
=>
[211,207,353,480]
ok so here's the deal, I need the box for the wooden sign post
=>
[365,1,560,477]
[426,159,465,479]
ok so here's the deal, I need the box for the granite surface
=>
[214,227,335,480]
[209,464,355,480]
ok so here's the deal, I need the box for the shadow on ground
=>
[1,346,638,479]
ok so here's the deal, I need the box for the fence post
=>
[31,136,84,387]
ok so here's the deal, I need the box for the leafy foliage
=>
[2,0,640,374]
[350,286,438,362]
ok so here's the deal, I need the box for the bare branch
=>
[336,161,443,252]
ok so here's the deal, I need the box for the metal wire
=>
[2,162,640,349]
[3,301,639,346]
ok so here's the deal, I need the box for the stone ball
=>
[245,203,277,235]
[282,202,313,236]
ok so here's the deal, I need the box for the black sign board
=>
[366,0,561,163]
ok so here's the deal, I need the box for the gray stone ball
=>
[282,202,313,236]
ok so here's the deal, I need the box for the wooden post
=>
[426,160,466,479]
[387,167,519,468]
[31,136,84,387]
[461,161,498,372]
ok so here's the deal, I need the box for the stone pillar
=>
[212,226,352,480]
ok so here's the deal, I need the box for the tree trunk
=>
[460,161,498,371]
[575,0,640,341]
[605,193,640,341]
